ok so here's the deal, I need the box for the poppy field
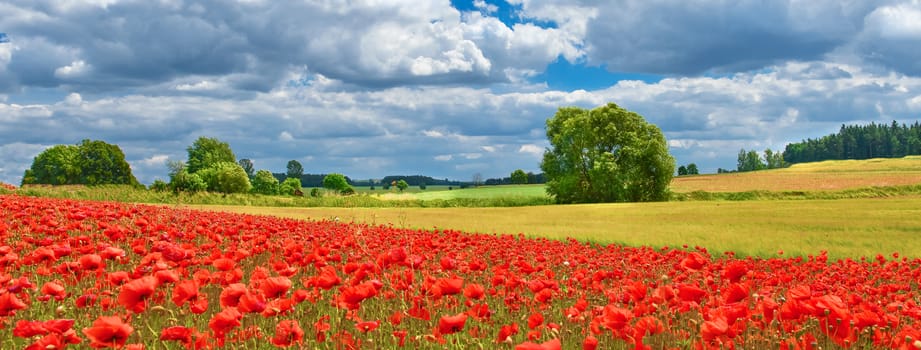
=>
[2,194,921,349]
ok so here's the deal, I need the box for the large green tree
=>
[251,169,280,195]
[540,103,675,203]
[198,161,251,194]
[322,173,350,193]
[186,137,236,174]
[510,169,528,184]
[286,160,304,180]
[23,140,138,186]
[23,145,80,185]
[75,139,139,186]
[238,159,255,179]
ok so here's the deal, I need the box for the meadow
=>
[3,156,921,349]
[3,194,921,349]
[188,197,921,262]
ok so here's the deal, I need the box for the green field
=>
[360,184,548,200]
[188,196,921,261]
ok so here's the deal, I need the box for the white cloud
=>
[64,93,82,105]
[422,130,445,137]
[434,154,453,161]
[481,145,496,152]
[462,153,482,159]
[279,131,294,141]
[864,4,921,40]
[54,60,90,79]
[176,80,220,91]
[140,154,169,167]
[518,144,543,155]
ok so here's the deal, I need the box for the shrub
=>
[279,177,302,196]
[170,171,207,193]
[251,170,280,195]
[149,179,169,192]
[340,187,356,195]
[199,162,251,194]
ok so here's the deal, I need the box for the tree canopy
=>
[510,169,528,184]
[286,160,304,180]
[322,173,350,193]
[23,140,138,186]
[540,103,674,203]
[186,137,236,174]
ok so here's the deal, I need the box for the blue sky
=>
[1,1,921,185]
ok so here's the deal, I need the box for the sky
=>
[1,0,921,185]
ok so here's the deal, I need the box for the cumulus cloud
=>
[2,1,921,185]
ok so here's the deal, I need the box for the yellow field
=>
[672,156,921,192]
[185,197,921,261]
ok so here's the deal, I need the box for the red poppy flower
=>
[271,320,304,347]
[583,335,599,350]
[260,276,292,299]
[515,338,562,350]
[40,281,67,301]
[79,254,104,270]
[208,307,242,336]
[82,316,133,348]
[160,326,193,343]
[437,313,467,335]
[355,320,380,333]
[496,323,519,343]
[0,291,28,316]
[463,283,485,300]
[118,275,158,313]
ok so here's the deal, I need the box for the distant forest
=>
[783,121,921,164]
[273,173,546,188]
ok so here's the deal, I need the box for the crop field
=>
[671,156,921,192]
[4,194,921,349]
[190,197,921,262]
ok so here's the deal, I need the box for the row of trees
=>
[731,148,786,172]
[783,121,921,163]
[676,163,699,176]
[22,139,139,186]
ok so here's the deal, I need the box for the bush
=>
[170,171,207,193]
[340,187,356,195]
[322,173,350,192]
[419,183,427,190]
[309,188,320,197]
[149,179,169,192]
[279,177,302,196]
[199,162,251,194]
[251,170,280,195]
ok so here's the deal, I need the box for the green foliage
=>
[309,188,320,197]
[396,179,409,192]
[251,169,280,195]
[677,165,688,176]
[686,163,699,175]
[737,149,784,172]
[169,170,207,193]
[75,139,139,186]
[279,177,302,196]
[186,137,236,174]
[149,179,169,192]
[322,173,350,192]
[784,121,921,163]
[238,159,255,178]
[419,182,427,190]
[541,103,675,203]
[23,140,138,186]
[286,160,304,180]
[510,169,528,184]
[340,187,356,195]
[198,162,251,194]
[23,144,80,185]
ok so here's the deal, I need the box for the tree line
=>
[783,121,921,164]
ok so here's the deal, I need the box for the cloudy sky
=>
[2,0,921,185]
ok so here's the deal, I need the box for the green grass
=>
[189,197,921,261]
